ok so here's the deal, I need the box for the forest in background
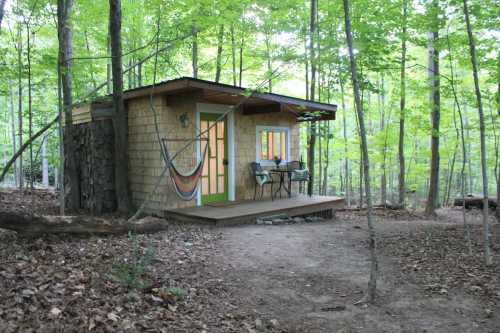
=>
[0,0,498,210]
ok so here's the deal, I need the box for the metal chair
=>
[286,160,310,195]
[249,162,275,200]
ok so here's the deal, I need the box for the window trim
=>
[255,125,291,166]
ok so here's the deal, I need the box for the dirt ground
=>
[0,189,499,332]
[216,209,500,333]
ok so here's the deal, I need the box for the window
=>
[256,126,290,165]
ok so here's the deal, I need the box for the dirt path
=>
[215,212,499,332]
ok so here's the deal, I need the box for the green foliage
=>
[110,232,155,290]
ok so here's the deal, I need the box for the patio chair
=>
[250,162,275,200]
[286,160,310,195]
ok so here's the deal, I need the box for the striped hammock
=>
[161,138,209,201]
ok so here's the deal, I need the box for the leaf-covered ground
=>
[0,190,259,332]
[378,221,500,316]
[0,189,499,332]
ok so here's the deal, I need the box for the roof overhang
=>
[123,77,337,122]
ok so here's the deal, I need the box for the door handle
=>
[223,158,228,166]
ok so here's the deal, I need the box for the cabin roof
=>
[123,77,337,121]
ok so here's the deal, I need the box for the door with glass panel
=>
[200,113,227,204]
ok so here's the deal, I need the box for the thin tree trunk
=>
[42,138,49,187]
[239,35,243,86]
[496,80,500,222]
[0,0,6,31]
[340,76,350,207]
[343,0,378,303]
[265,31,272,92]
[109,0,131,213]
[215,24,224,83]
[17,23,24,190]
[106,34,112,94]
[84,29,97,89]
[192,24,198,78]
[58,0,80,210]
[304,35,309,100]
[230,24,236,86]
[425,17,440,217]
[27,25,34,190]
[379,75,387,206]
[307,0,317,196]
[57,59,65,214]
[398,0,407,207]
[463,0,492,265]
[9,81,18,187]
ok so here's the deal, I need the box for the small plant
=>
[167,287,187,301]
[110,232,155,290]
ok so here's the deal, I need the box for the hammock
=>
[161,137,209,201]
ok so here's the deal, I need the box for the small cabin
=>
[71,77,338,217]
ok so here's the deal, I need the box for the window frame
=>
[255,125,291,166]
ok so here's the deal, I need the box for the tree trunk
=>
[17,23,24,190]
[0,0,6,31]
[192,24,198,78]
[379,75,387,206]
[0,211,170,236]
[106,34,112,94]
[109,0,131,213]
[463,0,492,265]
[9,81,18,187]
[42,138,49,187]
[398,0,407,207]
[215,24,224,83]
[340,76,350,207]
[230,24,236,86]
[27,26,34,190]
[497,81,499,222]
[58,0,80,211]
[239,35,244,86]
[424,19,440,217]
[343,0,378,303]
[307,0,317,196]
[265,31,272,92]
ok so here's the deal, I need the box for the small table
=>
[270,168,292,198]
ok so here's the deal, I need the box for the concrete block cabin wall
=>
[128,94,197,216]
[234,112,300,200]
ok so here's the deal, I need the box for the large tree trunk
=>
[307,0,317,196]
[215,24,224,83]
[463,0,492,265]
[343,0,378,303]
[109,0,131,213]
[424,18,440,217]
[192,24,198,78]
[58,0,80,211]
[398,0,407,207]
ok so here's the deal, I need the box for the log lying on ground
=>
[453,197,497,210]
[0,211,170,236]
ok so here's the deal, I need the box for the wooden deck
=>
[164,195,345,226]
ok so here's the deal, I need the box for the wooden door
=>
[200,113,228,203]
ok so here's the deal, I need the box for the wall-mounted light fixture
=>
[179,113,189,128]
